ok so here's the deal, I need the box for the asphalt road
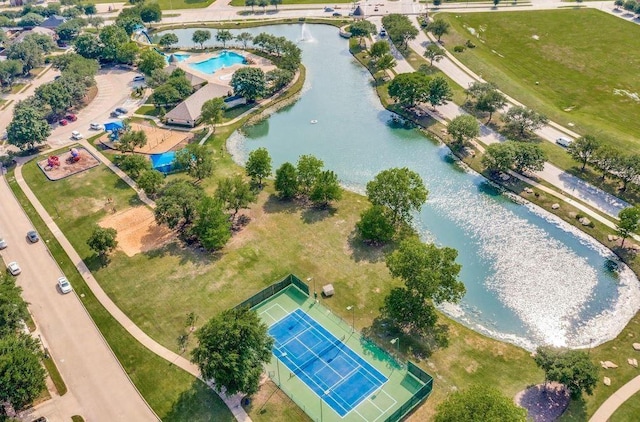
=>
[0,178,157,422]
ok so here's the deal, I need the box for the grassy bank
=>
[437,9,640,151]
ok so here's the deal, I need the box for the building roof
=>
[353,5,365,17]
[164,65,207,88]
[12,27,55,44]
[39,15,67,29]
[165,83,231,123]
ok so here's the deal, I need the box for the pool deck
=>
[175,49,277,88]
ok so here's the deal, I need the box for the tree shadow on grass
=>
[142,241,223,267]
[262,194,304,215]
[300,205,336,224]
[162,379,236,422]
[346,228,392,264]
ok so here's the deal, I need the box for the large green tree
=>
[117,130,148,153]
[138,48,166,76]
[0,60,23,88]
[236,32,253,49]
[365,167,428,226]
[0,333,46,410]
[435,385,527,422]
[534,347,598,399]
[99,25,128,62]
[193,196,231,251]
[191,307,274,396]
[158,33,179,49]
[381,14,418,49]
[356,205,395,244]
[139,3,162,23]
[296,155,324,196]
[310,170,342,207]
[137,169,165,198]
[155,180,204,231]
[349,20,376,46]
[87,226,118,257]
[7,103,51,151]
[215,29,233,48]
[0,274,30,337]
[116,154,151,179]
[502,106,548,138]
[6,38,44,74]
[426,75,453,109]
[370,40,390,60]
[215,175,257,219]
[275,162,298,199]
[388,72,430,107]
[74,33,103,60]
[427,18,450,42]
[200,97,225,133]
[447,114,480,147]
[175,144,214,182]
[245,147,272,188]
[424,43,444,66]
[192,29,211,49]
[567,135,600,171]
[231,67,266,102]
[616,206,640,247]
[475,89,507,123]
[35,81,72,116]
[614,154,640,192]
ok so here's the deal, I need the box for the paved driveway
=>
[0,177,157,422]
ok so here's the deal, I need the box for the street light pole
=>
[346,305,355,332]
[390,337,399,354]
[307,277,317,302]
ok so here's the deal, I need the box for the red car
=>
[59,119,69,126]
[65,113,77,122]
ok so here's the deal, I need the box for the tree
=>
[502,106,548,138]
[0,333,47,411]
[568,135,601,171]
[216,29,233,48]
[615,154,640,191]
[269,0,282,9]
[475,89,507,123]
[117,130,148,153]
[259,0,268,12]
[55,19,83,42]
[116,154,151,179]
[482,142,545,174]
[167,71,193,98]
[231,67,266,102]
[137,169,165,198]
[427,18,450,42]
[296,154,324,195]
[0,60,23,88]
[266,68,294,94]
[388,72,431,108]
[376,54,397,72]
[236,32,253,49]
[366,167,428,226]
[139,3,162,23]
[200,97,225,133]
[192,30,211,49]
[74,33,102,60]
[151,83,181,107]
[593,145,621,181]
[382,286,438,335]
[87,226,118,257]
[426,76,453,109]
[193,196,231,250]
[158,33,179,49]
[370,40,390,60]
[424,43,444,66]
[84,3,97,15]
[35,81,72,116]
[275,162,298,199]
[493,0,501,6]
[191,307,274,396]
[138,48,166,76]
[534,347,598,399]
[155,180,204,231]
[447,115,479,147]
[350,20,377,46]
[616,206,640,247]
[614,0,623,8]
[175,144,214,182]
[0,274,30,337]
[7,104,51,151]
[245,0,257,12]
[116,42,139,65]
[100,25,128,62]
[512,143,546,173]
[381,14,418,49]
[6,38,44,74]
[356,205,395,244]
[482,142,515,174]
[245,147,272,188]
[435,385,527,422]
[215,175,257,219]
[18,12,44,27]
[310,170,342,207]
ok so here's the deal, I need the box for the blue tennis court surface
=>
[270,309,388,416]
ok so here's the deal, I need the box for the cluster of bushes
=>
[149,68,193,110]
[252,32,302,71]
[0,2,97,27]
[75,24,139,64]
[616,0,640,14]
[274,154,342,207]
[387,71,453,110]
[482,141,546,175]
[4,32,55,75]
[115,1,162,35]
[381,14,418,50]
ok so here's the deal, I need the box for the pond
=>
[156,24,640,350]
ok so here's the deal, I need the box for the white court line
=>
[369,390,398,422]
[258,303,289,325]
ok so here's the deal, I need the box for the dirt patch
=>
[100,122,191,154]
[98,206,175,257]
[37,147,100,181]
[515,383,569,422]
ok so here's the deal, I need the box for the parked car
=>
[374,6,379,11]
[324,6,334,12]
[332,12,342,16]
[57,277,72,294]
[27,230,39,243]
[379,29,387,37]
[7,261,21,276]
[133,75,145,82]
[110,111,121,118]
[65,113,77,122]
[71,131,83,140]
[0,238,7,249]
[59,119,69,126]
[90,122,103,130]
[556,137,573,148]
[1,131,7,141]
[115,107,128,114]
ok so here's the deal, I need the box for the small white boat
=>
[310,120,318,124]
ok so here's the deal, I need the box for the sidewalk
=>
[13,161,251,422]
[590,374,640,421]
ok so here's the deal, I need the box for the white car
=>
[7,261,21,276]
[556,136,573,148]
[0,238,6,249]
[71,131,83,140]
[57,276,72,294]
[90,123,103,131]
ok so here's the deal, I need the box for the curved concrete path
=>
[590,374,640,421]
[13,159,251,422]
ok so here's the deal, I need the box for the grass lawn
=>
[231,0,351,5]
[43,355,67,396]
[438,9,640,151]
[610,390,640,421]
[7,171,234,422]
[85,0,214,9]
[135,105,161,117]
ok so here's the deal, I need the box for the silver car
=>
[57,277,72,294]
[7,261,21,276]
[0,238,7,249]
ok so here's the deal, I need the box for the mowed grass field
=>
[438,9,640,150]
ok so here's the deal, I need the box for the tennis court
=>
[270,309,388,417]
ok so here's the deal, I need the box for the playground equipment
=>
[45,155,60,171]
[67,148,81,164]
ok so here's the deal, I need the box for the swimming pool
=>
[189,51,246,74]
[165,53,191,62]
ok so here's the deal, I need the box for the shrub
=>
[453,45,465,53]
[465,39,476,48]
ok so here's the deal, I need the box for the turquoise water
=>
[160,25,640,349]
[189,51,246,74]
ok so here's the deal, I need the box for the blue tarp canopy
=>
[150,151,176,174]
[104,120,124,132]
